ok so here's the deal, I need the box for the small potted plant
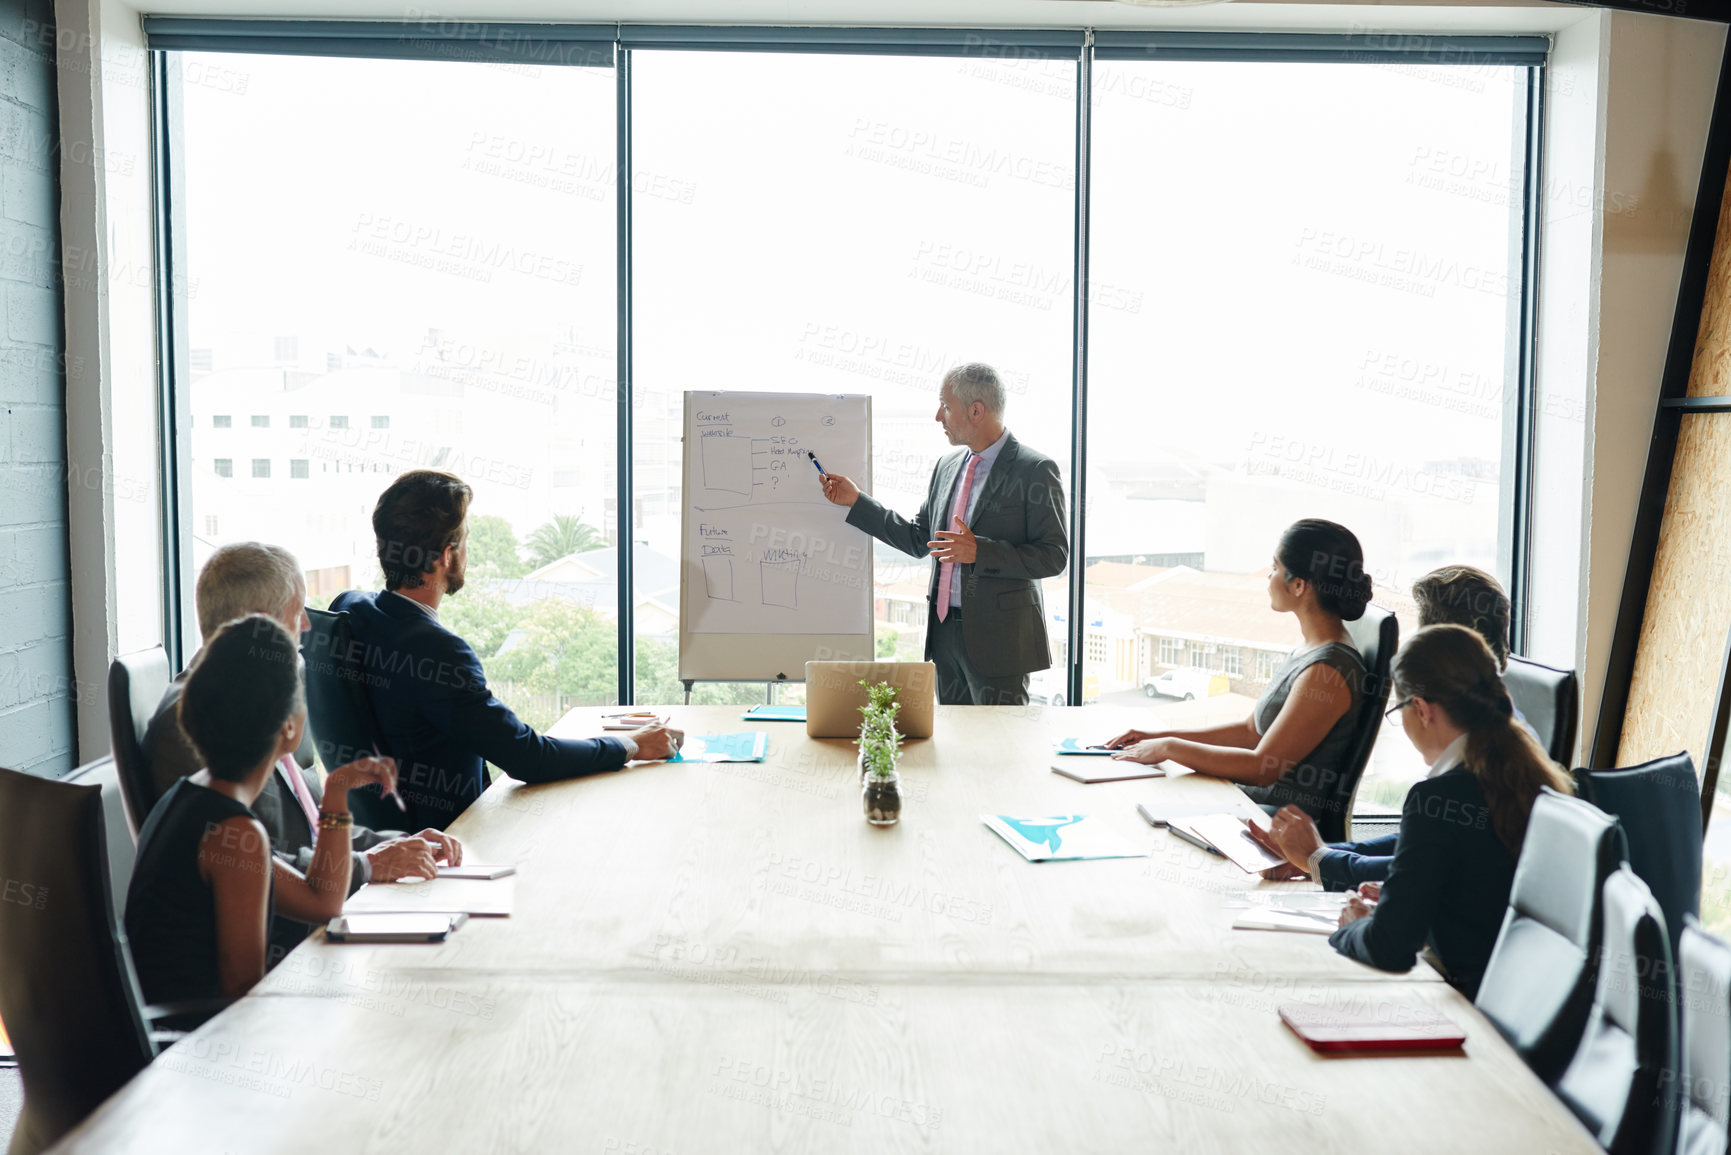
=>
[858,679,903,826]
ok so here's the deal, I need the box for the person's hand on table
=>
[927,517,977,565]
[1339,884,1379,928]
[629,723,685,762]
[818,472,860,508]
[1264,804,1326,872]
[412,828,463,867]
[1110,737,1171,765]
[1102,728,1153,749]
[1357,881,1381,902]
[362,836,439,882]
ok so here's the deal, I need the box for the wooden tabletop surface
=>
[52,704,1599,1154]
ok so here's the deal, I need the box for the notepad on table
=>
[436,864,516,880]
[671,731,769,762]
[346,876,515,917]
[1052,737,1115,756]
[1051,761,1171,784]
[741,704,806,722]
[1279,1000,1467,1054]
[981,814,1148,863]
[602,712,665,730]
[1232,908,1340,935]
[1168,813,1286,874]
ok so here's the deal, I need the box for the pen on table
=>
[372,742,407,812]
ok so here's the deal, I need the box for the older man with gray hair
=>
[820,363,1069,705]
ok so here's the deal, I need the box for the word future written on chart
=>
[685,393,871,636]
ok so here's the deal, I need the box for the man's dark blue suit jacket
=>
[1314,835,1397,891]
[330,589,628,829]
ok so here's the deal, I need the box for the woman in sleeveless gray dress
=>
[1105,520,1373,824]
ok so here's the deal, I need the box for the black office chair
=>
[1575,753,1702,961]
[1676,918,1731,1155]
[0,766,154,1155]
[1476,788,1624,1085]
[1556,866,1680,1155]
[302,607,393,830]
[106,646,171,837]
[1324,604,1398,843]
[1503,653,1579,767]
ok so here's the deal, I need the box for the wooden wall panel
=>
[1690,154,1731,397]
[1619,412,1731,769]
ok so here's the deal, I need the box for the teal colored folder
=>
[741,705,807,722]
[669,732,770,763]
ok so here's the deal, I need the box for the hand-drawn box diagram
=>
[703,557,735,601]
[701,433,754,496]
[759,551,801,609]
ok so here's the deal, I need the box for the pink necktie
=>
[935,454,980,623]
[280,756,322,838]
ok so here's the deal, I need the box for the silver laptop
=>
[804,661,937,739]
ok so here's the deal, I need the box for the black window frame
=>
[146,19,1548,702]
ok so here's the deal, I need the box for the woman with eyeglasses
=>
[1104,519,1371,824]
[1324,623,1574,996]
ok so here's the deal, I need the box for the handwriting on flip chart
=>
[683,392,871,636]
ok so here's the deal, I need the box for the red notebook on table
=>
[1278,1001,1467,1054]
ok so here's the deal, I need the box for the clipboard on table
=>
[1167,813,1286,874]
[1050,761,1172,784]
[326,913,468,943]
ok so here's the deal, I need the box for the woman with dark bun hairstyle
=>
[1329,624,1574,996]
[124,615,399,1003]
[1106,518,1372,822]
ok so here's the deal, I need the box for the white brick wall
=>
[0,0,71,776]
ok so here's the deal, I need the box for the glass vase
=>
[863,771,902,826]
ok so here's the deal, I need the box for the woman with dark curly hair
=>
[1105,519,1373,822]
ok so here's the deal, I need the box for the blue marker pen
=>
[806,450,826,475]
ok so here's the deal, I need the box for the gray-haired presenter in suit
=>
[818,363,1069,705]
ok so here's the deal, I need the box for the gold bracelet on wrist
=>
[318,811,353,832]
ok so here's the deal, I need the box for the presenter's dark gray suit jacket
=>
[845,432,1068,677]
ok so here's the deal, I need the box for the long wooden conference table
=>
[55,705,1598,1153]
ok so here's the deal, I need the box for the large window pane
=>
[1085,60,1526,804]
[631,50,1077,705]
[181,53,617,731]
